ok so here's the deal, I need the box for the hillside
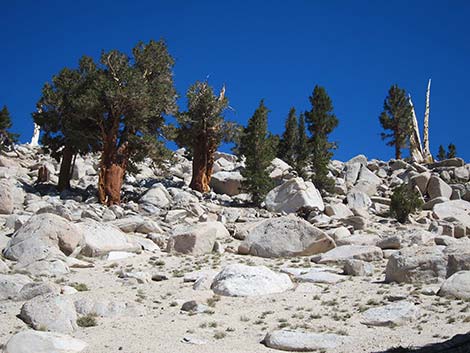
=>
[0,144,470,353]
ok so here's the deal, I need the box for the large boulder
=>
[139,183,171,208]
[211,264,293,297]
[317,245,383,265]
[268,158,293,181]
[109,216,155,233]
[427,176,452,199]
[3,214,84,265]
[19,294,78,333]
[351,165,381,196]
[346,190,372,210]
[74,298,139,318]
[344,162,362,186]
[447,249,470,277]
[265,177,324,214]
[4,330,88,353]
[238,215,335,258]
[0,179,24,214]
[324,203,353,219]
[438,271,470,300]
[433,200,470,231]
[166,222,229,255]
[78,219,141,257]
[0,274,32,300]
[16,281,61,301]
[263,330,345,351]
[385,246,447,284]
[410,172,431,195]
[210,171,243,196]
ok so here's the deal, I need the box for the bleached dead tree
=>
[30,123,40,147]
[422,79,433,163]
[408,95,424,163]
[408,79,433,164]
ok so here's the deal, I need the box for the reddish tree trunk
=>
[205,136,217,185]
[98,162,126,205]
[58,146,73,191]
[98,127,129,206]
[189,133,219,193]
[189,138,210,193]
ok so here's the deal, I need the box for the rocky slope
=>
[1,144,470,352]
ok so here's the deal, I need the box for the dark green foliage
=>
[437,145,446,160]
[175,81,230,156]
[95,39,177,165]
[0,105,19,150]
[436,143,458,160]
[174,81,234,192]
[305,85,338,193]
[77,314,97,327]
[278,107,298,167]
[390,184,423,223]
[238,100,276,206]
[379,85,412,160]
[296,113,308,177]
[34,40,177,200]
[447,143,457,159]
[33,57,100,162]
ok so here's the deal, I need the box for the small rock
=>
[361,301,418,327]
[263,330,345,351]
[343,259,373,276]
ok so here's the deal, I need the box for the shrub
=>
[390,184,423,223]
[71,283,88,292]
[77,314,97,327]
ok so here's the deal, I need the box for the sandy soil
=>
[1,238,468,353]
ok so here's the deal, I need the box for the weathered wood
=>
[30,123,40,147]
[422,79,433,163]
[408,95,424,163]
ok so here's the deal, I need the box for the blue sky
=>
[1,0,469,161]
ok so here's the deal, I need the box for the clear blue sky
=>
[1,0,469,161]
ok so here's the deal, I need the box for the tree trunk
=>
[98,163,126,205]
[205,136,217,186]
[189,139,210,193]
[98,132,128,206]
[395,144,402,160]
[422,79,432,163]
[58,146,73,191]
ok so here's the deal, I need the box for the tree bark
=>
[422,79,432,163]
[189,138,210,193]
[395,143,402,160]
[98,129,128,206]
[98,162,126,205]
[58,146,73,191]
[408,96,424,163]
[205,135,217,186]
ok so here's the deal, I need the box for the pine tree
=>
[447,143,457,159]
[33,57,100,191]
[437,145,446,160]
[0,105,19,150]
[278,107,298,167]
[94,40,177,205]
[379,84,413,160]
[305,85,338,193]
[238,100,275,206]
[175,81,230,193]
[34,40,177,204]
[296,113,308,177]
